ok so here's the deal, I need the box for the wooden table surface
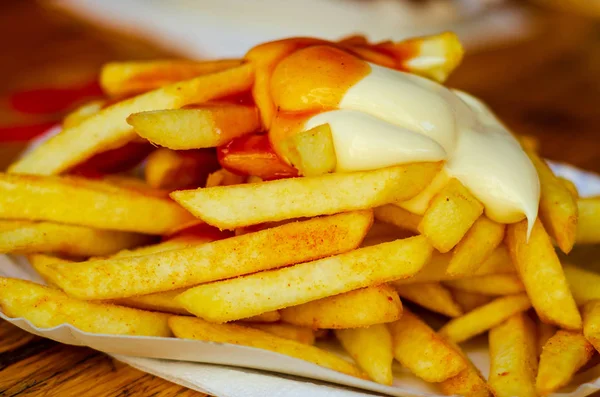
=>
[1,1,599,396]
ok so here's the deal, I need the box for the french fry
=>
[560,177,579,198]
[205,168,246,187]
[247,323,315,345]
[451,289,493,313]
[168,316,365,378]
[335,324,394,385]
[395,282,463,317]
[46,211,373,300]
[0,173,194,235]
[177,236,432,322]
[439,350,492,397]
[584,300,600,353]
[63,99,106,129]
[0,220,151,256]
[398,169,450,215]
[488,313,538,397]
[279,123,336,176]
[9,63,254,175]
[242,311,282,323]
[373,204,421,234]
[116,289,188,315]
[446,216,505,276]
[443,273,525,296]
[537,318,557,358]
[506,219,582,330]
[388,310,466,382]
[280,285,402,329]
[0,278,171,337]
[128,104,260,150]
[360,221,415,247]
[28,254,72,287]
[110,235,214,259]
[172,162,441,229]
[563,264,600,305]
[438,294,532,343]
[418,179,484,253]
[527,150,578,253]
[576,197,600,244]
[144,148,219,190]
[536,330,595,396]
[100,59,243,97]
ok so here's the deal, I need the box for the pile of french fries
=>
[1,32,600,397]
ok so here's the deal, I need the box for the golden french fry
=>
[528,150,578,253]
[168,316,365,378]
[0,173,193,234]
[488,313,538,397]
[128,104,260,150]
[506,219,582,330]
[9,63,254,175]
[177,236,432,322]
[242,311,282,323]
[450,289,493,313]
[373,204,421,234]
[0,278,171,337]
[537,318,557,358]
[246,323,315,345]
[576,197,600,244]
[447,216,505,276]
[388,310,466,382]
[0,220,151,256]
[563,264,600,306]
[100,59,243,97]
[559,177,579,198]
[280,285,401,329]
[395,282,463,317]
[28,254,71,287]
[418,179,484,253]
[46,211,373,300]
[63,99,106,129]
[172,163,441,229]
[110,235,214,259]
[536,330,595,396]
[397,169,450,215]
[438,294,532,343]
[335,324,394,385]
[144,148,218,190]
[360,221,415,247]
[205,168,246,187]
[279,123,336,176]
[583,300,600,353]
[116,289,188,315]
[439,352,492,397]
[443,273,525,296]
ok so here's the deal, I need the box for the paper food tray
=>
[1,161,600,397]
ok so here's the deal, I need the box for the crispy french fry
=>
[116,289,187,315]
[128,104,260,150]
[63,99,106,129]
[398,169,450,215]
[177,236,432,322]
[418,179,484,253]
[563,264,600,305]
[583,300,600,353]
[242,311,282,323]
[438,294,532,343]
[506,219,582,330]
[172,162,441,229]
[280,285,401,329]
[205,168,246,187]
[443,274,525,296]
[576,197,600,244]
[528,150,578,253]
[111,235,214,259]
[451,289,493,313]
[373,204,421,234]
[0,278,171,336]
[395,282,463,317]
[9,63,254,175]
[536,330,595,395]
[488,313,538,397]
[439,350,492,397]
[0,220,151,256]
[0,173,193,235]
[335,324,393,385]
[168,316,365,378]
[28,254,72,287]
[246,323,315,345]
[279,123,336,176]
[144,148,219,190]
[388,310,466,382]
[447,216,505,276]
[46,211,373,300]
[537,318,557,358]
[100,59,243,97]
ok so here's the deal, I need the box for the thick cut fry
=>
[536,330,595,396]
[0,173,194,234]
[172,162,441,229]
[28,254,72,286]
[447,216,505,276]
[506,219,582,330]
[280,285,401,329]
[395,282,463,317]
[398,168,450,215]
[9,63,254,175]
[451,289,493,313]
[418,179,484,253]
[443,274,525,296]
[0,278,171,337]
[144,148,219,190]
[116,289,187,315]
[537,319,557,358]
[335,324,394,385]
[177,236,432,322]
[279,124,336,176]
[0,220,151,256]
[560,177,579,198]
[439,355,492,397]
[583,300,600,353]
[373,204,421,233]
[388,310,466,382]
[243,311,282,323]
[563,264,600,305]
[128,104,260,150]
[576,197,600,244]
[46,211,373,300]
[100,59,243,97]
[168,316,365,378]
[247,323,315,345]
[438,294,532,343]
[63,99,105,129]
[111,235,214,259]
[527,150,578,253]
[488,313,538,397]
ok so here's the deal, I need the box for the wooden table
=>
[0,1,599,396]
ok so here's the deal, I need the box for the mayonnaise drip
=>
[303,63,540,231]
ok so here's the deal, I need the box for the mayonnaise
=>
[302,63,540,231]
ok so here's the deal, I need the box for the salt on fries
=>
[1,32,598,396]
